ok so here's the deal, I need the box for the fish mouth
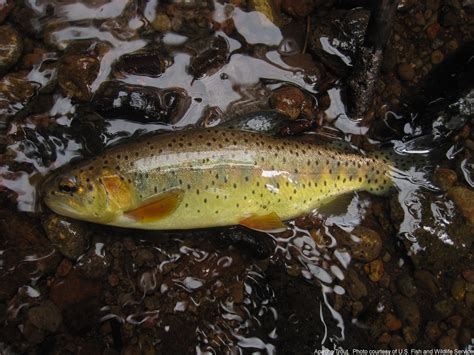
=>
[43,194,86,220]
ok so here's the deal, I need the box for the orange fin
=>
[239,212,286,232]
[124,189,184,223]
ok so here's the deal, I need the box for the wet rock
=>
[27,300,62,332]
[434,299,454,319]
[389,335,407,350]
[0,71,41,120]
[114,47,172,77]
[282,0,315,18]
[425,321,442,342]
[393,294,421,329]
[451,279,466,301]
[431,50,444,65]
[188,35,229,79]
[396,275,418,298]
[345,269,368,300]
[462,269,474,283]
[42,215,90,260]
[0,26,22,73]
[56,258,73,277]
[152,13,172,32]
[349,226,382,262]
[385,313,402,331]
[390,192,472,273]
[76,244,112,279]
[309,9,369,76]
[49,273,102,310]
[414,270,440,296]
[433,168,458,191]
[402,325,418,345]
[397,63,415,81]
[23,321,45,345]
[269,86,314,120]
[363,259,384,282]
[58,54,100,101]
[134,248,155,267]
[93,81,191,123]
[438,334,459,350]
[447,186,474,224]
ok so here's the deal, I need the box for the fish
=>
[42,128,401,231]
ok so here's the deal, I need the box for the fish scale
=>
[43,128,393,230]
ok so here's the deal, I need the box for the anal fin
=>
[124,189,184,223]
[239,212,287,233]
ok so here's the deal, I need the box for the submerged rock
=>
[58,54,100,101]
[0,25,22,73]
[349,226,383,262]
[269,86,315,120]
[114,47,173,77]
[27,300,62,332]
[42,214,90,260]
[447,186,474,224]
[188,35,229,79]
[93,81,191,123]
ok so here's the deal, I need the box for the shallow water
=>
[0,0,473,353]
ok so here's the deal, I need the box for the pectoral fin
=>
[239,212,286,232]
[124,189,184,223]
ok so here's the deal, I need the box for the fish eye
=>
[58,175,78,193]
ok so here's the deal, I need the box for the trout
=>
[43,128,399,231]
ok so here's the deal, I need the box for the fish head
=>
[42,166,113,223]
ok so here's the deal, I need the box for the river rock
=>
[349,226,382,262]
[42,214,90,260]
[27,300,62,332]
[76,243,112,279]
[0,25,22,73]
[447,186,474,224]
[93,81,191,123]
[433,168,457,191]
[58,54,100,101]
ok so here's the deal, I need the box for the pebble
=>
[363,259,384,282]
[425,321,442,342]
[58,54,100,101]
[269,86,307,120]
[462,269,474,283]
[345,269,368,300]
[451,279,466,301]
[426,23,440,40]
[431,50,444,65]
[76,245,112,279]
[49,273,102,310]
[385,313,402,331]
[0,25,22,73]
[393,294,421,329]
[152,13,172,32]
[56,258,73,278]
[108,274,120,287]
[389,335,407,350]
[402,325,418,345]
[414,270,439,295]
[433,168,458,191]
[465,292,474,308]
[27,300,62,332]
[438,335,459,350]
[349,226,382,262]
[42,215,90,260]
[396,275,418,297]
[434,299,454,319]
[447,186,474,224]
[397,63,415,81]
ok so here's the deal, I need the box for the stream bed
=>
[0,0,473,353]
